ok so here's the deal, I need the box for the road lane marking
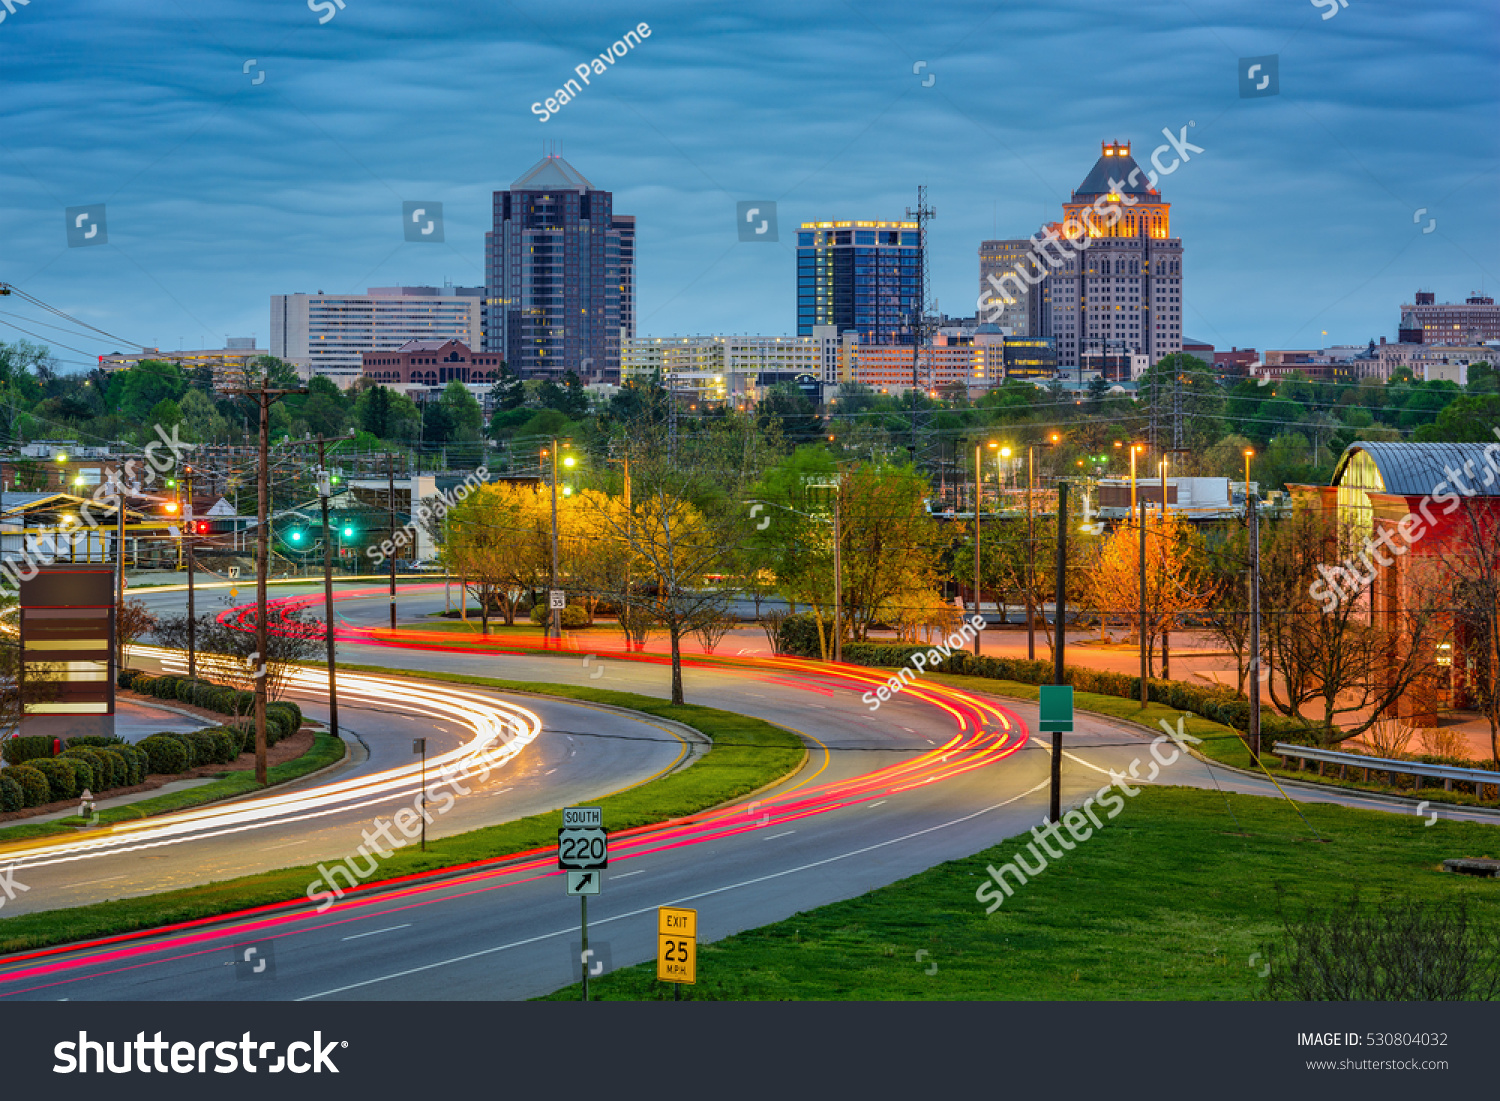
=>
[611,870,646,879]
[342,924,411,941]
[867,801,886,809]
[296,777,1050,1001]
[70,874,125,888]
[764,830,796,840]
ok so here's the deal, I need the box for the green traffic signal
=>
[341,525,355,538]
[289,530,305,543]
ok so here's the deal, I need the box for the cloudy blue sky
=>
[0,0,1494,372]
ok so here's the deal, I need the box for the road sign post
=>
[560,807,607,1000]
[1039,685,1074,824]
[658,906,697,997]
[412,738,427,850]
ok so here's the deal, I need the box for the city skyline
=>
[0,2,1494,374]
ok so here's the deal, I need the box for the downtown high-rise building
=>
[796,220,923,345]
[982,141,1184,375]
[484,155,635,382]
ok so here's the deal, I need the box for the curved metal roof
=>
[1332,441,1500,496]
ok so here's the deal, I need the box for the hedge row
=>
[0,739,146,811]
[117,669,303,746]
[0,670,310,812]
[780,614,1321,745]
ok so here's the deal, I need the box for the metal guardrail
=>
[1273,741,1500,798]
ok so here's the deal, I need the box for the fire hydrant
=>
[79,788,96,824]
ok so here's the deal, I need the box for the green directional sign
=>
[1039,685,1075,733]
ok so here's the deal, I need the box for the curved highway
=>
[1,579,1493,1000]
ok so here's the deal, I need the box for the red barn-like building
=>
[361,340,505,387]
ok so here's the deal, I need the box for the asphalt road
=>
[2,580,1494,1001]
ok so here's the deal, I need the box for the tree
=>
[584,406,773,703]
[439,380,484,440]
[153,604,323,709]
[440,482,552,627]
[1422,497,1500,764]
[1258,504,1441,742]
[115,599,158,670]
[491,364,526,412]
[1084,510,1207,675]
[1412,394,1500,443]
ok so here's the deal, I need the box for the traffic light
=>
[288,529,305,545]
[341,523,356,539]
[196,521,210,535]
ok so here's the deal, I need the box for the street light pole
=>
[1246,448,1261,762]
[831,477,843,664]
[549,437,561,643]
[1139,497,1149,704]
[1026,444,1035,661]
[973,441,982,656]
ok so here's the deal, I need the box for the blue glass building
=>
[796,220,923,344]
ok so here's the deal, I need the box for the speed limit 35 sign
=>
[558,805,608,870]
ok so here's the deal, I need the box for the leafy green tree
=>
[490,364,526,412]
[439,380,484,440]
[1412,394,1500,442]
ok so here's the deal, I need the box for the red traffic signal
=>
[194,521,210,535]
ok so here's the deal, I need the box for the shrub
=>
[182,729,237,766]
[271,699,303,731]
[2,735,55,766]
[776,612,833,658]
[147,675,183,701]
[116,745,146,785]
[225,723,253,755]
[117,668,145,690]
[61,748,107,791]
[266,702,302,742]
[5,765,49,807]
[30,757,79,801]
[139,734,189,775]
[529,604,589,628]
[175,678,209,704]
[66,735,127,749]
[0,774,21,812]
[65,758,95,793]
[207,730,236,764]
[96,748,128,788]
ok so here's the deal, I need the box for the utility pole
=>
[1248,487,1262,763]
[621,448,633,650]
[905,185,936,468]
[1050,481,1069,824]
[1138,498,1149,706]
[317,439,341,743]
[185,466,196,680]
[832,476,843,664]
[227,380,306,785]
[387,453,398,630]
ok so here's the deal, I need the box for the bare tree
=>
[1425,497,1500,764]
[154,603,323,708]
[1259,506,1441,743]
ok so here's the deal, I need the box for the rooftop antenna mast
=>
[906,185,937,469]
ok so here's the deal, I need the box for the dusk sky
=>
[1,0,1494,372]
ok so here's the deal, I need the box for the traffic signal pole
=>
[1051,481,1069,824]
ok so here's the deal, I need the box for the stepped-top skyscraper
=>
[484,155,635,382]
[980,140,1183,374]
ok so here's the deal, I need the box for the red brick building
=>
[1301,442,1500,726]
[361,340,505,387]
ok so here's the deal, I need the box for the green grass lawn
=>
[0,732,348,845]
[0,671,804,955]
[540,785,1500,1001]
[927,671,1500,810]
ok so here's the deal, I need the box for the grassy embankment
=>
[541,785,1500,1001]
